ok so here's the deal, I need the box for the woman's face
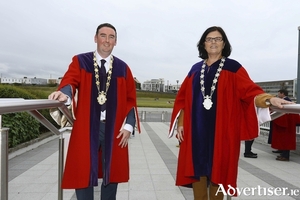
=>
[204,30,225,57]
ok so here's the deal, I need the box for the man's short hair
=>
[95,23,117,37]
[278,89,288,96]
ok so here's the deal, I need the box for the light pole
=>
[167,80,169,92]
[297,26,300,102]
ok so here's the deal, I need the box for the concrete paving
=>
[7,120,300,200]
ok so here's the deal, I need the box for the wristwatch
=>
[265,99,272,106]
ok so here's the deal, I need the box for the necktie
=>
[100,59,107,91]
[100,59,107,111]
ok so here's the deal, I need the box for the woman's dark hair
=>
[197,26,232,59]
[95,23,117,38]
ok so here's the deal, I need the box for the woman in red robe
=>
[169,26,293,199]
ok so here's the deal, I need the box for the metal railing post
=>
[0,99,74,199]
[141,111,146,122]
[161,111,165,122]
[0,128,9,200]
[58,134,64,200]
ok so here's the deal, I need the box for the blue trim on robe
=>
[189,58,241,181]
[77,52,128,186]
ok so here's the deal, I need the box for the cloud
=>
[0,0,300,84]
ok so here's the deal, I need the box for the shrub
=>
[0,84,38,99]
[2,112,40,148]
[0,84,58,148]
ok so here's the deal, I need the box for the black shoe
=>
[245,152,257,156]
[272,150,283,153]
[244,153,257,158]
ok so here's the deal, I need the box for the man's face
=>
[278,92,284,98]
[94,27,117,58]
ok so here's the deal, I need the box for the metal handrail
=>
[0,99,73,134]
[0,99,73,200]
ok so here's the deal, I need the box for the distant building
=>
[164,83,180,93]
[0,77,23,84]
[256,78,297,101]
[134,77,141,90]
[0,75,142,90]
[140,78,297,97]
[167,79,181,92]
[142,78,165,92]
[48,78,62,85]
[3,74,295,99]
[0,77,47,85]
[141,78,182,92]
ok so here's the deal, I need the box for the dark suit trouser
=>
[244,140,254,154]
[75,121,118,200]
[281,150,290,159]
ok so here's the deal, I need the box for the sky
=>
[0,0,300,86]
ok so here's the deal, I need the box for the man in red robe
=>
[49,23,140,200]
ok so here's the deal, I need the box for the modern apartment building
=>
[256,78,297,101]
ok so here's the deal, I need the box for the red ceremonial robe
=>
[271,113,300,150]
[169,58,264,194]
[58,52,140,189]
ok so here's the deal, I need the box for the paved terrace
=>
[7,108,300,200]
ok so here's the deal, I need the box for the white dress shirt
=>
[95,51,133,133]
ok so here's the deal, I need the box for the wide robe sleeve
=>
[211,63,265,194]
[59,54,94,189]
[169,74,191,137]
[169,72,196,187]
[58,56,81,112]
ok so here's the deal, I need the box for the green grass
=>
[13,85,177,108]
[137,97,174,108]
[136,90,176,108]
[19,85,58,98]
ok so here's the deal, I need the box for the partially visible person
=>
[244,139,257,158]
[168,26,294,199]
[272,149,283,153]
[131,126,136,137]
[268,98,280,154]
[269,89,300,161]
[268,109,282,154]
[48,23,140,200]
